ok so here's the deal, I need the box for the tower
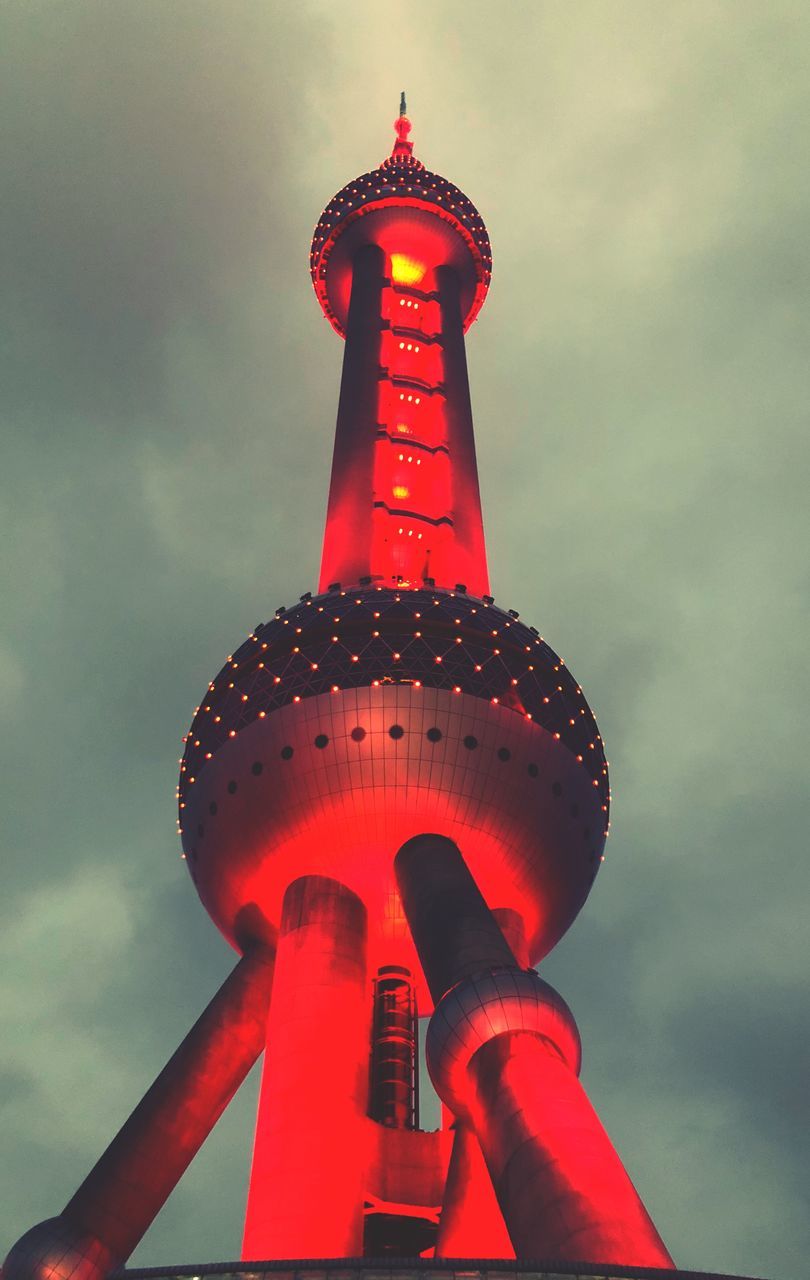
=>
[3,103,676,1279]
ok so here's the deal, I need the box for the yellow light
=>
[393,485,409,499]
[391,253,426,285]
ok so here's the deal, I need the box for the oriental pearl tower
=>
[4,100,676,1279]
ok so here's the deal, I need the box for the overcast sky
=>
[1,3,808,1278]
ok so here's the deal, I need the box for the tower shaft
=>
[396,835,674,1268]
[319,247,489,595]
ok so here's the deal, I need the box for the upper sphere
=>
[310,115,492,337]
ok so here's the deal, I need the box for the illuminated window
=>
[390,254,426,286]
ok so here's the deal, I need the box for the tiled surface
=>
[180,680,605,992]
[178,589,608,814]
[310,154,492,336]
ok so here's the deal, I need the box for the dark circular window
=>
[314,734,329,749]
[551,781,563,797]
[280,746,294,761]
[463,734,478,750]
[527,763,539,778]
[426,727,442,743]
[389,724,404,740]
[350,726,366,742]
[227,780,238,795]
[251,761,263,776]
[497,747,511,762]
[209,801,218,815]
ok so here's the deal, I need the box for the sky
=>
[1,2,808,1277]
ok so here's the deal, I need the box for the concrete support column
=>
[3,947,275,1280]
[467,1028,673,1265]
[435,1121,513,1259]
[436,265,489,597]
[318,243,385,592]
[242,875,369,1260]
[395,833,515,1002]
[395,834,674,1268]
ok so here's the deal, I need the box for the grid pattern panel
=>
[178,588,609,820]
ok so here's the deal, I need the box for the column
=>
[395,835,674,1268]
[436,266,489,597]
[319,243,385,591]
[242,876,369,1259]
[435,1121,514,1258]
[4,947,275,1280]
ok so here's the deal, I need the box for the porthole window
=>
[351,726,366,742]
[527,763,538,778]
[314,734,329,749]
[251,762,263,776]
[280,746,294,761]
[209,801,218,815]
[426,727,442,743]
[463,734,478,750]
[227,780,238,795]
[497,747,511,762]
[389,724,405,740]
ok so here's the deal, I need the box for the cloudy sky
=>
[1,3,808,1278]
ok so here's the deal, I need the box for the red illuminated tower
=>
[5,102,684,1280]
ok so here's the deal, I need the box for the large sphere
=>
[179,587,608,1006]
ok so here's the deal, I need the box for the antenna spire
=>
[391,92,415,162]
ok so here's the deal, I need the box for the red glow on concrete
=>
[243,878,370,1259]
[318,237,489,596]
[436,1122,514,1258]
[467,1032,675,1267]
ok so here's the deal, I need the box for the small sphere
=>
[426,968,581,1117]
[2,1217,114,1280]
[310,161,492,336]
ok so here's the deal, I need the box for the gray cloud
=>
[1,3,808,1278]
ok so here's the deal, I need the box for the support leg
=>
[242,875,369,1259]
[435,1121,513,1259]
[3,946,275,1280]
[395,834,674,1268]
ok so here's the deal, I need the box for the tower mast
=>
[315,107,490,596]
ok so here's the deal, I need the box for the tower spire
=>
[391,92,415,162]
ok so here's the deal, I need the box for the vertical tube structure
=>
[435,1122,514,1259]
[319,244,386,592]
[318,252,489,597]
[395,834,674,1269]
[436,266,489,591]
[242,876,369,1260]
[369,965,418,1129]
[4,948,275,1280]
